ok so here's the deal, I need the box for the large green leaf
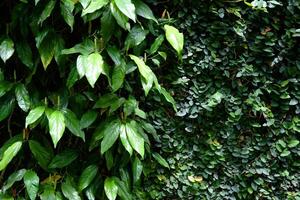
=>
[82,0,109,16]
[164,25,184,57]
[125,26,148,50]
[120,124,133,155]
[61,177,81,200]
[0,38,14,63]
[132,156,142,185]
[1,169,26,192]
[125,121,144,157]
[0,141,22,171]
[101,120,121,154]
[152,152,169,169]
[35,31,56,70]
[48,149,78,169]
[114,0,136,22]
[25,106,45,127]
[94,93,118,109]
[64,109,85,140]
[76,55,88,79]
[80,110,98,129]
[0,96,15,123]
[84,52,104,88]
[104,177,118,200]
[38,0,56,25]
[110,2,130,31]
[101,9,116,42]
[48,110,66,148]
[133,0,157,22]
[29,140,53,170]
[15,83,31,112]
[149,35,164,55]
[111,63,126,92]
[78,165,98,192]
[60,0,75,31]
[23,170,39,200]
[16,40,33,69]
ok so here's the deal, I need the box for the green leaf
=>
[38,0,56,25]
[114,0,136,22]
[25,106,45,127]
[152,152,169,168]
[62,39,94,55]
[80,110,98,129]
[0,141,22,171]
[280,149,291,157]
[107,46,122,66]
[0,81,13,98]
[67,67,79,89]
[129,54,155,95]
[1,169,26,192]
[60,0,75,31]
[76,55,88,79]
[125,26,148,50]
[149,35,164,55]
[0,38,14,63]
[36,31,56,70]
[15,83,31,112]
[132,156,142,185]
[156,86,177,111]
[288,139,299,148]
[120,124,133,155]
[23,170,39,200]
[101,120,121,154]
[110,2,130,31]
[79,0,91,9]
[0,96,15,122]
[29,140,53,170]
[85,52,104,88]
[78,165,98,192]
[48,110,66,148]
[112,63,126,92]
[40,185,57,200]
[89,121,107,151]
[64,109,85,141]
[101,9,116,42]
[125,121,144,157]
[48,149,78,169]
[94,93,118,109]
[114,179,132,200]
[105,149,114,170]
[61,177,81,200]
[16,40,33,69]
[104,177,118,200]
[0,135,22,159]
[164,25,184,57]
[133,0,157,22]
[82,0,109,16]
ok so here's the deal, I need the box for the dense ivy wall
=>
[144,0,300,199]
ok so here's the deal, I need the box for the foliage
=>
[0,0,181,199]
[143,0,300,199]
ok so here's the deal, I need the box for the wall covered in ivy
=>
[144,0,300,199]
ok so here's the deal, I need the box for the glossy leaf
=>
[60,0,75,31]
[111,63,126,92]
[64,109,85,140]
[78,165,98,191]
[25,106,45,127]
[38,0,56,25]
[101,120,121,154]
[16,40,33,69]
[133,0,157,22]
[23,170,39,200]
[29,140,53,170]
[114,0,136,22]
[82,0,109,16]
[110,2,130,31]
[48,149,78,169]
[84,52,104,88]
[149,35,164,55]
[15,83,31,112]
[125,121,144,157]
[48,110,66,148]
[80,110,98,129]
[152,152,169,168]
[104,177,118,200]
[120,124,133,155]
[132,156,142,185]
[61,177,81,200]
[164,25,184,57]
[0,38,14,63]
[0,141,22,171]
[1,169,26,192]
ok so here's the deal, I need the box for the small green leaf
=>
[132,156,142,185]
[112,63,126,92]
[125,121,144,157]
[29,140,53,170]
[2,169,26,192]
[61,177,81,200]
[60,0,75,31]
[36,31,56,70]
[85,52,104,88]
[133,0,157,22]
[101,120,121,154]
[0,38,14,63]
[152,152,169,168]
[149,35,164,55]
[94,93,118,108]
[104,177,118,200]
[48,110,66,148]
[80,110,98,129]
[0,141,22,171]
[120,124,133,155]
[82,0,109,16]
[24,170,39,200]
[25,106,45,127]
[16,40,33,69]
[38,0,56,25]
[78,165,98,192]
[114,0,136,22]
[125,26,148,50]
[101,9,116,42]
[15,83,31,112]
[64,109,85,141]
[110,2,130,31]
[48,149,78,169]
[288,139,299,148]
[164,25,184,58]
[0,96,15,122]
[280,149,291,157]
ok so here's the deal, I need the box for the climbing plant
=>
[0,0,182,199]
